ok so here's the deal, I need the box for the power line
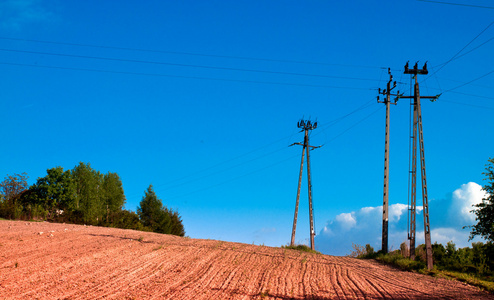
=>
[441,100,494,110]
[417,0,494,9]
[442,69,494,93]
[0,48,382,82]
[0,36,387,70]
[161,154,299,202]
[426,21,494,79]
[0,62,374,90]
[434,37,494,67]
[323,106,384,144]
[129,101,381,202]
[141,100,379,198]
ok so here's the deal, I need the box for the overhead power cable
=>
[0,48,383,82]
[441,100,494,110]
[434,37,494,67]
[145,102,383,202]
[161,154,299,201]
[0,36,386,70]
[127,100,380,201]
[417,0,494,9]
[442,70,494,93]
[0,62,375,90]
[426,20,494,80]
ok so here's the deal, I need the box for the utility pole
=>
[399,62,439,270]
[290,119,321,250]
[377,68,399,254]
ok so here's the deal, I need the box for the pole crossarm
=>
[377,68,400,106]
[289,142,321,149]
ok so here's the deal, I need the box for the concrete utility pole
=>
[400,61,439,270]
[377,68,399,254]
[290,119,321,250]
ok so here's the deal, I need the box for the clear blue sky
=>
[1,0,493,255]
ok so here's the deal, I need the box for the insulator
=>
[314,122,318,128]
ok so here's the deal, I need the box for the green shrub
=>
[282,244,320,254]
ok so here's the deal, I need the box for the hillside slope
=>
[0,220,490,299]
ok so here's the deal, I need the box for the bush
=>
[282,244,320,254]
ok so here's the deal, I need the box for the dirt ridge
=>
[0,220,491,299]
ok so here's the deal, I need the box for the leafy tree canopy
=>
[0,172,28,219]
[137,185,185,236]
[0,172,28,203]
[470,157,494,242]
[29,167,76,213]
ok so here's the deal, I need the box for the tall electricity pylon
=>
[399,62,439,270]
[377,68,399,254]
[290,119,321,250]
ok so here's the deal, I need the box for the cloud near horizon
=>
[315,182,486,256]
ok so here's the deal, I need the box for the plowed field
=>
[0,220,491,299]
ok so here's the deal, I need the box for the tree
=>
[28,167,76,218]
[470,158,494,242]
[72,162,104,225]
[109,209,148,231]
[102,172,126,223]
[137,185,171,234]
[0,173,28,219]
[169,209,185,237]
[137,185,185,236]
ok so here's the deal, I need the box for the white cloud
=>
[450,182,485,225]
[334,212,357,230]
[315,182,487,256]
[389,203,407,222]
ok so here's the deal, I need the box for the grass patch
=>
[365,252,493,294]
[375,252,425,271]
[281,244,321,254]
[430,270,494,293]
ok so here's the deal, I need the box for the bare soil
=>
[0,220,491,299]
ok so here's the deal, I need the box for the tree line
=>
[0,162,184,236]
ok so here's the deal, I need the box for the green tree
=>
[101,172,126,223]
[470,158,494,242]
[137,185,171,234]
[0,173,28,219]
[28,167,76,218]
[137,185,185,236]
[169,209,185,237]
[72,162,104,225]
[109,209,147,231]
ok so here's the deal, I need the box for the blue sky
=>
[1,0,493,255]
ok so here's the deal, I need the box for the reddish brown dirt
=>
[0,220,491,299]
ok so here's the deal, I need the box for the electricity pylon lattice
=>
[399,61,440,270]
[290,119,321,251]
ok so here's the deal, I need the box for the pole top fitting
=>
[297,119,318,130]
[404,61,428,75]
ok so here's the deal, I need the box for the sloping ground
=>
[0,220,491,299]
